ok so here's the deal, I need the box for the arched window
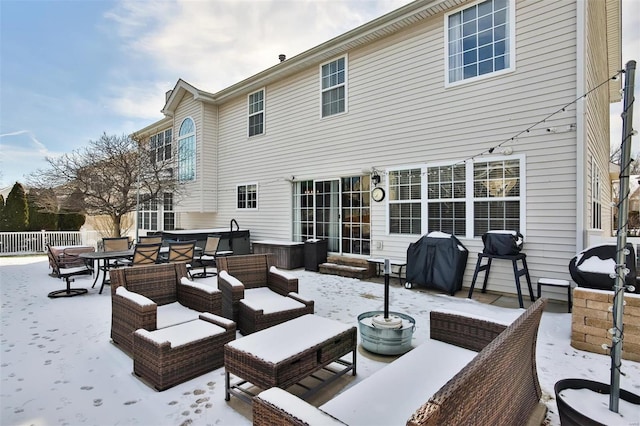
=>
[178,118,195,181]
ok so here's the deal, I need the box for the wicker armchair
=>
[110,262,223,354]
[217,254,314,334]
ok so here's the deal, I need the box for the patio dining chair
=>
[164,240,197,278]
[46,244,94,298]
[137,235,163,244]
[130,242,162,266]
[191,235,232,278]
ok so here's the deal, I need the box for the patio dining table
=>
[80,246,203,294]
[80,249,134,294]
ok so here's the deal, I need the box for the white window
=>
[427,163,466,236]
[163,193,175,231]
[472,159,521,236]
[591,159,602,229]
[388,169,422,234]
[150,129,172,163]
[390,156,524,237]
[138,197,158,230]
[248,89,264,137]
[321,56,347,117]
[446,0,514,85]
[177,118,195,181]
[237,184,257,209]
[138,193,175,231]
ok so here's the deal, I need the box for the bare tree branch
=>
[27,133,184,236]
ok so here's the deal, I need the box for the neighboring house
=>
[133,0,622,297]
[612,173,640,235]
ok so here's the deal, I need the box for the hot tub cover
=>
[406,232,468,295]
[569,243,638,293]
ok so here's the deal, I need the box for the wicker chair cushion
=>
[180,277,220,294]
[135,319,227,348]
[240,288,306,314]
[258,388,346,425]
[156,302,201,329]
[115,287,154,306]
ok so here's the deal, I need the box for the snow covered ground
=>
[1,255,638,425]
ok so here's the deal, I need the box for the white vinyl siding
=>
[152,0,605,299]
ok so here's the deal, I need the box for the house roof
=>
[152,0,622,119]
[159,0,471,116]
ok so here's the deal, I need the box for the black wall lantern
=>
[372,171,381,187]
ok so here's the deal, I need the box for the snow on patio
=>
[1,255,639,425]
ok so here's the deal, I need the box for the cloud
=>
[0,130,57,188]
[102,0,412,119]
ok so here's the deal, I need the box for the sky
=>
[0,0,639,189]
[1,254,639,425]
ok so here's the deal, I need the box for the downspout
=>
[575,0,586,251]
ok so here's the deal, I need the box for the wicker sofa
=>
[110,262,222,354]
[217,254,314,334]
[253,298,548,426]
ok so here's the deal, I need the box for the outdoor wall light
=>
[372,172,381,186]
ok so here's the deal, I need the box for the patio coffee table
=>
[224,314,357,404]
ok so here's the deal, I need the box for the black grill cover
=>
[406,232,468,295]
[569,243,638,293]
[482,231,524,256]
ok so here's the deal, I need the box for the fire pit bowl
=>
[358,311,416,355]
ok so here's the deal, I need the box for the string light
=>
[438,70,626,168]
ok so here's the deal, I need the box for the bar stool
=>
[467,252,534,309]
[537,278,573,312]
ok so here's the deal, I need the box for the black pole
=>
[610,59,636,412]
[384,258,390,318]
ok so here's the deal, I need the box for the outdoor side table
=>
[224,314,357,404]
[467,252,534,309]
[132,313,236,391]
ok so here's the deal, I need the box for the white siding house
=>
[133,0,622,299]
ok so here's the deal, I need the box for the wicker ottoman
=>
[133,313,236,391]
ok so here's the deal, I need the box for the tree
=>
[3,182,29,231]
[27,133,184,237]
[57,190,86,231]
[27,190,58,231]
[610,146,640,174]
[0,194,5,231]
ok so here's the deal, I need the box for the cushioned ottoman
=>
[132,312,235,390]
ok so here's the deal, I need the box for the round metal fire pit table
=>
[358,311,415,355]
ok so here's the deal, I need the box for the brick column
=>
[571,287,640,362]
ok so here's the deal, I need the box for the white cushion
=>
[320,339,476,426]
[241,288,304,314]
[156,302,200,329]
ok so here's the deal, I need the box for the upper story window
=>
[321,56,347,117]
[177,117,195,181]
[237,183,257,209]
[248,89,265,137]
[150,129,172,163]
[388,169,422,234]
[446,0,513,85]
